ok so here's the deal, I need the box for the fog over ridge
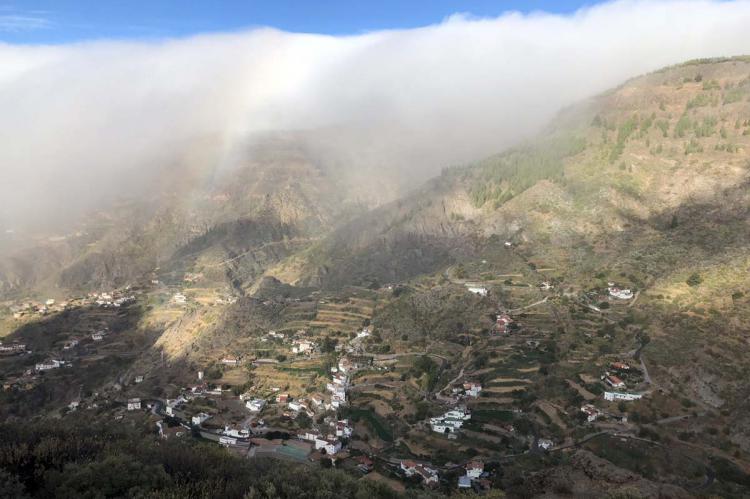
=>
[2,0,750,229]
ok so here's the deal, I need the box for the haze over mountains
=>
[3,0,750,232]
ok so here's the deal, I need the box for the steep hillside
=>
[281,56,750,291]
[0,134,384,298]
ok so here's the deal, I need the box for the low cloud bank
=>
[2,0,750,229]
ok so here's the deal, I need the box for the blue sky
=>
[0,0,595,44]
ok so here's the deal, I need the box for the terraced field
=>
[309,297,376,332]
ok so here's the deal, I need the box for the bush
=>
[686,273,702,287]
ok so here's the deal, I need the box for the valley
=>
[2,57,750,498]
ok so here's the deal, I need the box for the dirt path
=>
[507,296,549,313]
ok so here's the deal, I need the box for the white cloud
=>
[0,6,51,32]
[1,0,750,228]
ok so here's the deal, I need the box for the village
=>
[0,245,685,495]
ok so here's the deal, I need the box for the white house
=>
[430,407,471,433]
[330,393,346,409]
[299,430,319,442]
[165,397,186,416]
[608,287,634,300]
[581,404,600,423]
[606,375,626,389]
[465,461,484,479]
[338,357,354,373]
[538,438,554,450]
[191,412,211,425]
[127,398,141,411]
[356,327,371,339]
[223,427,250,439]
[219,436,237,446]
[288,400,304,412]
[221,357,240,366]
[463,382,482,398]
[173,293,187,304]
[333,419,353,438]
[0,343,25,353]
[314,437,342,455]
[415,465,439,485]
[292,339,315,354]
[466,285,488,297]
[604,391,642,402]
[401,460,418,475]
[444,407,471,420]
[35,360,63,371]
[246,399,266,412]
[134,375,144,384]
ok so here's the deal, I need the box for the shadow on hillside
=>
[0,302,155,418]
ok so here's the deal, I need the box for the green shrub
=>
[686,273,702,287]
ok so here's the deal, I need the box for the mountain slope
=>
[278,56,750,291]
[0,133,390,298]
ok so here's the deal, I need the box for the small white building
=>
[288,400,306,412]
[581,404,600,423]
[465,461,484,479]
[134,375,144,384]
[191,412,211,425]
[221,357,240,366]
[606,375,626,389]
[333,419,353,438]
[292,339,315,354]
[401,461,439,485]
[298,431,316,442]
[314,437,342,455]
[35,360,63,371]
[463,382,482,398]
[604,391,643,402]
[430,407,471,433]
[356,327,371,339]
[219,436,237,446]
[127,398,141,411]
[538,438,554,450]
[246,399,266,412]
[223,427,250,439]
[608,287,634,300]
[466,285,488,297]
